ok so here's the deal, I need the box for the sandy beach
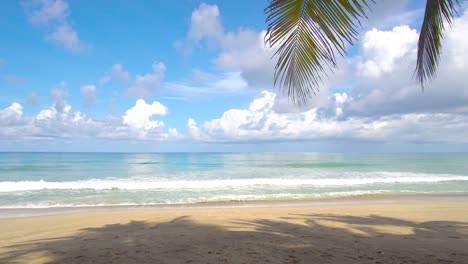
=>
[1,197,467,264]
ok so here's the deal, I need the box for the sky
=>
[1,0,468,152]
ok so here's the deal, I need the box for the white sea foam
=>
[0,172,467,192]
[0,190,391,209]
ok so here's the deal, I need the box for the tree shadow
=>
[1,213,467,263]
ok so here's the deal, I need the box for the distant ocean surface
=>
[1,152,468,209]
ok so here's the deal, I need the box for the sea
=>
[1,152,468,209]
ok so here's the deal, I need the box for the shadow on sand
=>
[1,213,468,263]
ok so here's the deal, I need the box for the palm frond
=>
[416,0,459,90]
[265,0,372,104]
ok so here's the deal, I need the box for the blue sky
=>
[1,0,468,152]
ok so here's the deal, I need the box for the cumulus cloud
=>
[341,11,468,117]
[184,9,468,144]
[187,118,201,140]
[187,90,468,144]
[188,91,331,142]
[0,103,27,138]
[215,29,276,89]
[126,62,166,98]
[0,99,177,141]
[176,4,275,90]
[0,103,23,124]
[175,1,458,98]
[175,3,223,55]
[23,0,86,53]
[100,64,130,85]
[187,3,223,43]
[6,4,468,146]
[36,100,71,121]
[80,84,96,107]
[122,99,167,131]
[201,2,419,91]
[357,25,418,78]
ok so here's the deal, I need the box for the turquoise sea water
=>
[0,152,467,208]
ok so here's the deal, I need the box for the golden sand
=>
[1,200,467,263]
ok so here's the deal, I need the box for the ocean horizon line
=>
[1,151,468,154]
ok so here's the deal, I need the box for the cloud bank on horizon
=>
[1,1,468,150]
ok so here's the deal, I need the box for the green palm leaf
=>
[265,0,372,104]
[266,0,461,103]
[416,0,459,89]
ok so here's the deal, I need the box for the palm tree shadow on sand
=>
[1,214,468,263]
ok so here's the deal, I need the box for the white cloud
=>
[357,25,418,78]
[122,99,167,131]
[26,0,68,25]
[0,103,23,123]
[175,3,224,55]
[0,99,177,141]
[165,70,248,96]
[6,5,468,146]
[188,90,468,144]
[176,3,467,107]
[215,29,276,89]
[36,101,71,121]
[342,11,468,117]
[187,118,201,140]
[126,62,166,98]
[23,0,86,53]
[0,103,26,137]
[100,64,130,85]
[186,10,468,144]
[46,23,84,53]
[177,4,276,90]
[38,85,72,121]
[443,9,468,70]
[80,85,96,107]
[188,3,223,43]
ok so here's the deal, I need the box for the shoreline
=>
[2,192,468,219]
